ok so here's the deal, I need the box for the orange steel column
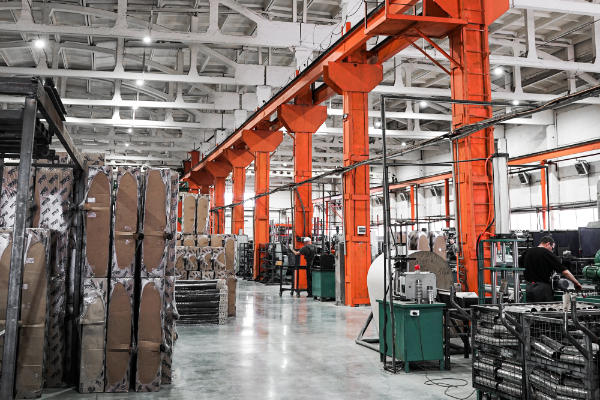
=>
[324,54,382,306]
[540,160,547,230]
[242,129,283,280]
[410,185,416,226]
[449,0,508,292]
[279,100,327,291]
[445,178,451,228]
[223,148,254,235]
[205,158,232,234]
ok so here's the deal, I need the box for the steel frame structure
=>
[183,0,509,304]
[0,77,84,399]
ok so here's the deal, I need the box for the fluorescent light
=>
[420,100,428,108]
[401,142,407,146]
[512,100,520,106]
[125,143,130,147]
[493,67,504,76]
[374,120,381,128]
[127,128,132,133]
[33,39,45,49]
[135,79,144,87]
[132,105,139,110]
[143,36,152,44]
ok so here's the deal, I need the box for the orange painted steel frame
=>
[186,0,508,300]
[243,129,284,279]
[223,148,254,235]
[279,97,327,291]
[205,158,232,234]
[449,0,508,292]
[324,57,383,306]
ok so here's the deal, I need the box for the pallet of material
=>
[175,280,227,325]
[0,229,51,399]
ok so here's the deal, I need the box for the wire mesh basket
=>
[523,311,600,400]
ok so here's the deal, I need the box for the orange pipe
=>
[410,185,416,226]
[540,160,547,230]
[445,178,451,228]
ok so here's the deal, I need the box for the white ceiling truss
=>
[0,0,597,188]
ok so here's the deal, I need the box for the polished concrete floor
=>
[44,280,474,399]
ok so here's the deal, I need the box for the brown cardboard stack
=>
[105,167,139,393]
[136,168,178,392]
[79,166,112,393]
[196,195,210,235]
[0,229,51,399]
[180,193,196,235]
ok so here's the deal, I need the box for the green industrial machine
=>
[312,268,335,300]
[377,300,445,372]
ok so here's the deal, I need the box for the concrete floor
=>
[44,280,474,399]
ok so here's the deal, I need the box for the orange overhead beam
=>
[185,0,453,178]
[508,139,600,165]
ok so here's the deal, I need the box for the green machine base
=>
[312,269,335,300]
[377,300,445,372]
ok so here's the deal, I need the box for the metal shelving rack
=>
[0,77,85,399]
[477,236,526,305]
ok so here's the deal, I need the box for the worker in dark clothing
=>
[523,236,582,302]
[290,237,316,297]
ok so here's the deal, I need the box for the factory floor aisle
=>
[44,280,473,400]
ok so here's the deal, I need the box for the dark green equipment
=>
[377,300,445,372]
[312,268,335,300]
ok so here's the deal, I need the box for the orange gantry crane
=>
[182,0,509,305]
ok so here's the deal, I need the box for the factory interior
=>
[5,0,600,399]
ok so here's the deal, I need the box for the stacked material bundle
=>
[472,302,600,400]
[0,229,51,399]
[174,280,227,325]
[78,166,179,394]
[213,234,237,317]
[79,166,112,393]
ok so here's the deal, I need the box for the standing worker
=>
[523,236,582,302]
[290,237,317,297]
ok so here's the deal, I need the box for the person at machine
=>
[523,236,583,302]
[289,237,316,296]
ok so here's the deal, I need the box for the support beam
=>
[205,158,233,234]
[223,148,254,235]
[324,58,382,306]
[444,178,451,228]
[279,100,327,292]
[242,129,283,280]
[449,0,504,293]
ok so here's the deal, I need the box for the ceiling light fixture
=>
[374,120,381,128]
[401,142,407,146]
[420,100,428,108]
[136,79,144,87]
[493,67,504,76]
[512,100,520,106]
[127,128,133,133]
[143,36,152,44]
[125,143,130,147]
[33,38,45,49]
